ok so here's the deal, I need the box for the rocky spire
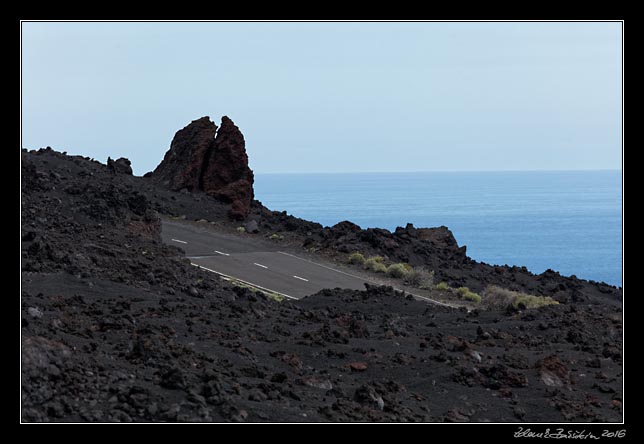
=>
[201,116,255,220]
[150,116,255,220]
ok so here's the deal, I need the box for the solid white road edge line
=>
[277,251,371,281]
[253,263,268,269]
[277,251,458,308]
[293,275,309,282]
[214,250,230,256]
[409,293,457,308]
[190,263,298,300]
[171,239,188,244]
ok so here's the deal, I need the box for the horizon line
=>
[254,168,623,175]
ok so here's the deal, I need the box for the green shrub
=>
[404,269,422,285]
[512,294,559,309]
[387,263,409,279]
[463,291,482,304]
[435,282,450,291]
[374,263,387,273]
[269,233,284,240]
[348,252,366,265]
[455,286,481,303]
[368,256,385,263]
[483,285,559,310]
[236,226,246,233]
[365,258,387,273]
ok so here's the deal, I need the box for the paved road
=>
[161,219,370,299]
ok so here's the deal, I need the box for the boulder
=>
[244,220,259,234]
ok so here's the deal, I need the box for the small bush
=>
[373,263,387,273]
[512,294,559,309]
[348,252,366,265]
[463,291,482,304]
[405,269,422,285]
[365,258,387,273]
[455,286,481,303]
[236,226,246,233]
[482,285,515,309]
[405,268,435,288]
[387,263,409,279]
[435,282,450,291]
[483,285,559,310]
[269,233,284,240]
[368,256,385,263]
[419,270,436,289]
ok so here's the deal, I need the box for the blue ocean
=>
[255,171,622,287]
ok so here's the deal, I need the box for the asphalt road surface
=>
[161,219,370,299]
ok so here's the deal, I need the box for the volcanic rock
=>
[151,117,217,192]
[150,116,254,220]
[349,362,368,372]
[354,384,385,410]
[535,355,571,387]
[20,146,624,423]
[201,116,254,220]
[244,219,259,234]
[107,157,133,175]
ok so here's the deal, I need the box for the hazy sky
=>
[21,22,622,175]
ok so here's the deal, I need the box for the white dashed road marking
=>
[214,250,230,256]
[277,250,459,308]
[253,263,268,269]
[171,239,187,244]
[293,275,309,282]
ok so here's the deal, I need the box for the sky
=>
[21,22,622,175]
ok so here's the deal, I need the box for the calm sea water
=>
[255,171,622,287]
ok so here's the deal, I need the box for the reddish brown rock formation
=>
[202,117,255,220]
[151,116,254,220]
[152,117,217,192]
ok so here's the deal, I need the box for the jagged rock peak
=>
[150,115,254,220]
[151,116,218,192]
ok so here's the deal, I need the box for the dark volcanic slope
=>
[21,148,623,422]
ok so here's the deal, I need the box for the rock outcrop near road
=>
[151,116,254,220]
